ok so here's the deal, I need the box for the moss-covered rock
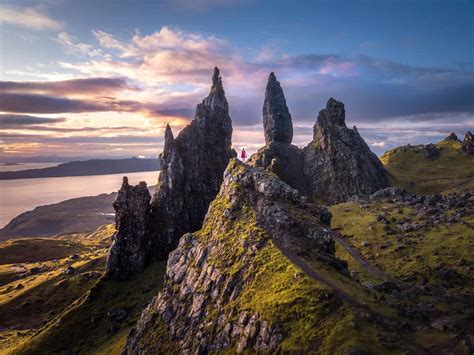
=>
[123,160,408,354]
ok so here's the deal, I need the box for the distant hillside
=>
[0,157,160,180]
[0,193,117,240]
[381,136,474,195]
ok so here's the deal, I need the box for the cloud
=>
[0,78,133,96]
[0,114,66,127]
[57,32,105,57]
[4,25,474,159]
[0,5,62,30]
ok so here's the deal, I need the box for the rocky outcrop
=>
[105,178,151,281]
[444,132,459,141]
[462,131,474,154]
[249,73,311,196]
[106,67,235,279]
[303,98,390,204]
[263,72,293,144]
[123,160,345,354]
[252,77,390,204]
[386,143,440,160]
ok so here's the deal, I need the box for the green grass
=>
[0,225,115,354]
[0,238,87,265]
[11,261,167,355]
[381,139,474,194]
[331,201,474,352]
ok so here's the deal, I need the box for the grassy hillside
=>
[0,224,114,353]
[12,261,166,355]
[331,198,474,354]
[381,139,474,195]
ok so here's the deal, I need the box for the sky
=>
[0,0,473,161]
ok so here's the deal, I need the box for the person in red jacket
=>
[241,148,247,162]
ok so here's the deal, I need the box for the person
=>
[241,148,247,162]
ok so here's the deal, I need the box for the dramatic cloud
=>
[0,114,66,127]
[2,25,473,159]
[0,5,62,30]
[0,78,133,96]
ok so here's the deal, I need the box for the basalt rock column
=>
[149,67,235,258]
[105,177,151,281]
[303,98,390,204]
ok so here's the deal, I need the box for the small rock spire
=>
[263,72,293,145]
[163,124,174,155]
[202,66,228,111]
[444,132,459,141]
[462,131,474,154]
[212,66,220,87]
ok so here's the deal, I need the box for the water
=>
[0,163,60,172]
[0,171,159,228]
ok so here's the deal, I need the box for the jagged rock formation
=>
[252,91,390,204]
[263,72,293,144]
[444,132,459,141]
[149,67,235,258]
[462,131,474,154]
[106,67,235,279]
[249,73,311,196]
[123,160,349,354]
[303,98,390,204]
[106,178,151,281]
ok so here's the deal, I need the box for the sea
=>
[0,170,159,228]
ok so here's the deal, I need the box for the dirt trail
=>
[272,237,428,354]
[332,232,407,289]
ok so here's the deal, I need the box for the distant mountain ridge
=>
[0,157,160,180]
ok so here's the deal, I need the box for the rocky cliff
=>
[106,67,235,279]
[123,160,386,354]
[303,98,390,204]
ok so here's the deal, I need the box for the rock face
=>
[462,131,474,154]
[106,178,151,281]
[303,98,390,204]
[123,160,345,354]
[106,67,235,279]
[263,72,293,144]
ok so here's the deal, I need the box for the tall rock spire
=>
[149,67,235,258]
[249,72,310,196]
[106,68,235,279]
[263,72,293,145]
